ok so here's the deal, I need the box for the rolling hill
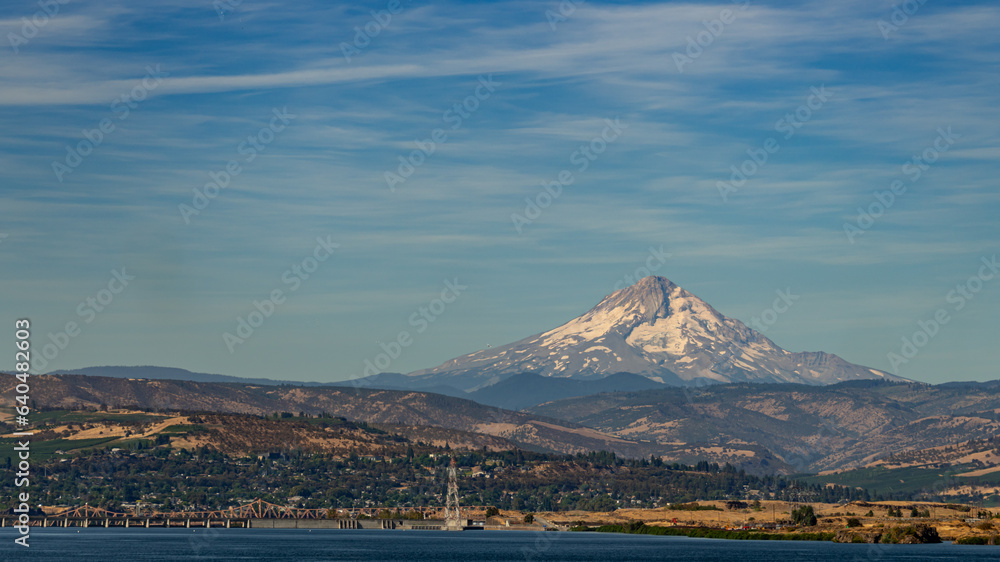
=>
[0,374,679,462]
[526,380,1000,473]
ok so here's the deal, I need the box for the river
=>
[1,528,996,561]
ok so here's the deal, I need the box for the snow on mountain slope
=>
[407,276,906,391]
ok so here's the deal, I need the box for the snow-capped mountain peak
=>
[407,276,905,391]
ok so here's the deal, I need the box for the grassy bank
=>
[575,521,835,541]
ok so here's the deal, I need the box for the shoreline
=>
[577,523,836,542]
[577,522,1000,546]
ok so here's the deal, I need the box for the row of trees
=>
[2,441,872,514]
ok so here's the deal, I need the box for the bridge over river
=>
[2,499,505,531]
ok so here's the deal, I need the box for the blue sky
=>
[1,0,997,385]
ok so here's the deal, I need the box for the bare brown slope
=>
[0,374,667,460]
[529,380,1000,472]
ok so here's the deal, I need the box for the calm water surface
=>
[1,528,997,561]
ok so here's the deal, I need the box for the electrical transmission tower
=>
[444,457,463,530]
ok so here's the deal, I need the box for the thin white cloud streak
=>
[3,2,995,107]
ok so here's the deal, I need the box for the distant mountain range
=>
[50,366,325,387]
[54,277,904,404]
[467,372,665,410]
[51,366,473,399]
[405,276,904,392]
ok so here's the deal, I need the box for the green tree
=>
[791,505,817,526]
